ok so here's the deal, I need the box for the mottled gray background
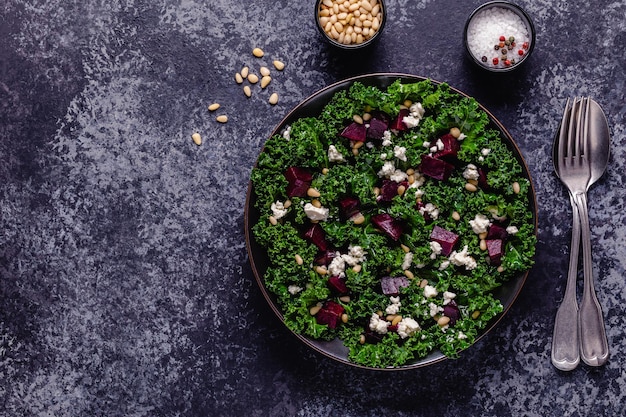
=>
[1,0,625,416]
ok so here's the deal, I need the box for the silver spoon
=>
[578,98,610,366]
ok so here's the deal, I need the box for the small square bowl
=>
[315,0,386,50]
[463,1,536,72]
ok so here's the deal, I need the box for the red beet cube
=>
[432,134,460,160]
[487,223,508,240]
[314,250,336,266]
[443,301,460,326]
[390,108,410,131]
[371,213,403,241]
[486,239,504,266]
[327,276,349,295]
[340,122,367,142]
[315,301,345,329]
[380,276,411,296]
[376,179,401,203]
[303,223,328,251]
[430,226,459,256]
[419,155,455,181]
[366,117,388,140]
[338,196,361,220]
[284,167,313,197]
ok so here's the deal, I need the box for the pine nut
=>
[315,265,328,275]
[241,66,249,78]
[468,178,478,186]
[295,254,303,265]
[235,72,243,84]
[452,211,461,221]
[480,239,487,251]
[341,313,349,323]
[260,66,270,76]
[437,316,450,326]
[252,47,264,57]
[419,279,428,288]
[400,244,410,253]
[352,264,362,273]
[512,181,521,194]
[479,232,488,240]
[449,127,461,138]
[362,112,371,121]
[247,73,259,84]
[216,115,228,123]
[307,187,321,198]
[406,168,415,175]
[273,60,285,71]
[269,93,279,105]
[243,85,251,97]
[312,199,322,208]
[269,215,277,225]
[208,103,220,112]
[353,114,364,124]
[191,133,202,146]
[472,310,481,319]
[397,185,406,196]
[404,269,414,279]
[465,182,478,192]
[391,315,402,326]
[339,295,351,303]
[497,265,505,273]
[359,334,366,344]
[322,168,329,175]
[283,199,292,209]
[260,75,271,89]
[310,303,322,315]
[350,213,365,224]
[352,140,364,149]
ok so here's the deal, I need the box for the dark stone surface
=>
[1,0,625,416]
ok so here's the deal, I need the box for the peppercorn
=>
[501,48,507,55]
[518,49,524,56]
[494,44,500,51]
[522,41,530,50]
[499,35,506,42]
[504,59,511,66]
[481,56,488,62]
[492,57,499,65]
[509,36,515,43]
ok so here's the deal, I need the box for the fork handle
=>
[551,192,581,371]
[574,191,610,366]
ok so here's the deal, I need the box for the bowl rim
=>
[244,72,538,370]
[314,0,387,50]
[463,1,537,72]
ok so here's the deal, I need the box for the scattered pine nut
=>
[465,182,478,192]
[216,115,228,123]
[235,73,243,84]
[252,47,264,57]
[208,103,220,112]
[311,199,322,208]
[452,211,461,221]
[310,304,322,315]
[480,239,487,251]
[240,66,249,78]
[191,132,202,146]
[243,85,251,97]
[404,269,414,279]
[307,187,321,198]
[472,310,481,319]
[449,127,461,138]
[269,215,278,225]
[400,244,410,253]
[341,313,349,323]
[512,181,521,194]
[350,213,365,224]
[353,114,364,124]
[283,199,292,209]
[260,66,270,76]
[339,295,351,303]
[352,264,362,273]
[497,265,505,273]
[273,60,285,70]
[247,73,259,84]
[437,316,451,326]
[295,254,304,265]
[479,232,488,240]
[269,92,279,105]
[315,265,328,275]
[260,75,271,89]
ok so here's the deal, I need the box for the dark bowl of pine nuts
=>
[315,0,386,49]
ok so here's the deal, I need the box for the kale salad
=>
[248,78,536,368]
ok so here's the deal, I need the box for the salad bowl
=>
[244,73,537,370]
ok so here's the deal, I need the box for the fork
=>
[551,97,609,370]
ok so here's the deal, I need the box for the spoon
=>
[578,98,610,366]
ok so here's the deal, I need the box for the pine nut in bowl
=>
[316,0,386,49]
[463,1,536,72]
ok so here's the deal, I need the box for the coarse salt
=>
[466,7,531,69]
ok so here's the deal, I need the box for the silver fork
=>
[551,97,609,370]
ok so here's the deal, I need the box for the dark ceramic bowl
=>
[315,0,386,49]
[244,73,538,370]
[464,1,536,72]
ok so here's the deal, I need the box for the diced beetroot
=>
[419,154,455,181]
[366,118,388,140]
[478,168,489,190]
[340,122,367,142]
[338,196,361,220]
[391,108,410,131]
[371,213,403,241]
[486,239,504,266]
[327,276,349,295]
[314,250,335,266]
[487,223,508,240]
[376,179,400,203]
[432,134,460,160]
[303,223,328,251]
[380,276,411,296]
[284,167,313,197]
[443,301,461,326]
[430,226,459,256]
[315,300,345,329]
[363,329,384,344]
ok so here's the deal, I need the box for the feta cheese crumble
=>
[385,296,401,315]
[463,164,480,181]
[449,245,478,270]
[397,317,421,339]
[327,145,345,162]
[424,285,438,298]
[271,201,289,219]
[369,313,389,334]
[419,202,440,220]
[303,203,329,221]
[377,161,396,178]
[470,213,491,234]
[506,225,519,235]
[382,130,393,146]
[401,252,413,270]
[393,145,407,161]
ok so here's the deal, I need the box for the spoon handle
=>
[551,192,580,371]
[575,191,609,366]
